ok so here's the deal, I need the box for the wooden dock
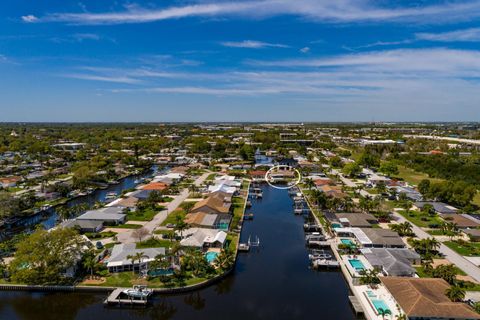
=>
[307,240,331,247]
[104,288,149,306]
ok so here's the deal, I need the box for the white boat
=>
[308,253,332,260]
[312,259,340,268]
[105,191,117,199]
[122,285,153,299]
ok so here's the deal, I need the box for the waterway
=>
[0,184,356,320]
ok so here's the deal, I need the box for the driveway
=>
[392,211,480,282]
[116,171,211,244]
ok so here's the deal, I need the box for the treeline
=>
[399,154,480,187]
[418,179,477,210]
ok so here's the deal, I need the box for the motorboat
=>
[122,285,153,299]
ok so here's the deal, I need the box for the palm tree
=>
[359,269,380,288]
[215,249,235,271]
[445,285,465,302]
[134,251,145,273]
[305,178,315,190]
[83,254,97,279]
[56,206,71,221]
[175,215,188,239]
[390,222,414,237]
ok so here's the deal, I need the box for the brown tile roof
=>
[141,182,168,191]
[192,192,231,214]
[441,214,480,228]
[381,277,480,319]
[115,197,139,208]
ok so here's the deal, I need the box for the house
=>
[360,248,421,277]
[441,214,480,229]
[276,158,298,168]
[319,185,346,198]
[184,212,232,230]
[335,227,405,248]
[191,192,231,214]
[381,277,480,320]
[329,213,378,228]
[60,219,104,233]
[414,201,458,214]
[207,184,237,194]
[180,228,227,248]
[130,189,154,200]
[249,170,267,181]
[77,207,126,225]
[464,229,480,242]
[141,182,168,191]
[107,196,139,209]
[106,243,166,273]
[0,176,22,188]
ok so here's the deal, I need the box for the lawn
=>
[161,208,186,226]
[136,238,176,249]
[394,165,444,186]
[206,173,217,181]
[398,209,443,228]
[114,224,142,229]
[444,240,480,256]
[85,231,117,240]
[127,208,161,221]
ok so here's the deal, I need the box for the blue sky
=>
[1,1,480,122]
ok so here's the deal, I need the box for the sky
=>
[1,0,480,122]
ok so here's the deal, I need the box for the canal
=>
[0,184,356,320]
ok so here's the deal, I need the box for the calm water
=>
[0,185,356,320]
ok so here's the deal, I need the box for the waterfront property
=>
[381,277,480,320]
[335,227,405,248]
[76,207,127,225]
[106,243,166,273]
[179,228,227,249]
[360,248,421,277]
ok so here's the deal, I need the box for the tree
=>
[379,161,399,177]
[343,162,361,178]
[132,227,150,242]
[182,201,195,214]
[390,222,414,237]
[215,249,235,271]
[445,285,465,302]
[359,269,380,287]
[432,264,457,285]
[304,178,315,190]
[174,215,188,239]
[418,179,431,197]
[10,228,86,285]
[83,251,97,279]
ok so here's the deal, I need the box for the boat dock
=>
[104,288,149,307]
[312,259,340,269]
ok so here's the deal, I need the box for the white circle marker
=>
[264,165,302,190]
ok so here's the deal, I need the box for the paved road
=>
[116,171,211,244]
[393,212,480,282]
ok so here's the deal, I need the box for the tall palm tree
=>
[83,255,97,279]
[304,178,315,190]
[445,285,465,302]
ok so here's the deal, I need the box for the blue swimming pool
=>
[205,251,219,263]
[371,299,390,314]
[341,239,355,246]
[348,259,365,271]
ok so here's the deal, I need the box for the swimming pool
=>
[371,299,390,314]
[205,251,219,263]
[340,239,355,246]
[348,259,365,271]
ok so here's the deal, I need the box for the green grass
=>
[398,210,443,228]
[394,165,444,186]
[161,209,186,226]
[415,265,467,277]
[136,238,175,249]
[114,224,142,229]
[444,240,480,256]
[102,272,135,287]
[85,231,117,240]
[206,173,217,181]
[127,208,161,221]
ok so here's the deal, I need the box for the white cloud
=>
[416,28,480,42]
[300,47,310,53]
[221,40,289,49]
[21,15,38,23]
[25,1,480,25]
[62,73,141,84]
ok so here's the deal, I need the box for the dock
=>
[312,259,340,269]
[104,288,149,306]
[349,295,365,316]
[307,240,330,247]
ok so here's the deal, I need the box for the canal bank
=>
[0,184,356,320]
